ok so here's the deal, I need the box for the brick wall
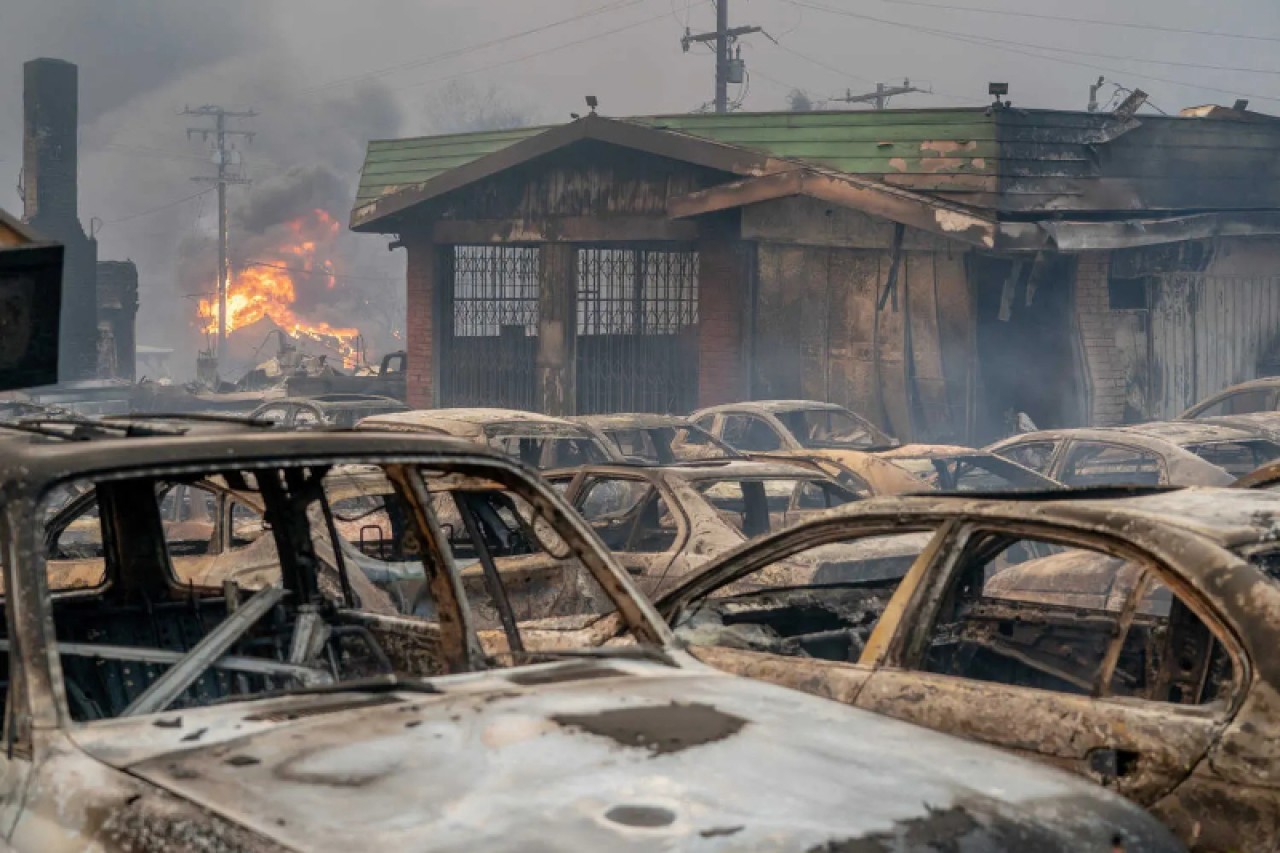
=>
[697,222,746,408]
[1073,252,1126,425]
[404,237,438,409]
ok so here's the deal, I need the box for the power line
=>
[243,260,393,283]
[102,188,213,225]
[386,4,700,95]
[873,0,1280,44]
[275,0,648,103]
[786,0,1280,104]
[680,0,764,112]
[771,40,877,86]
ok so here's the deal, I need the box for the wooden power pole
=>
[682,0,761,113]
[183,105,255,360]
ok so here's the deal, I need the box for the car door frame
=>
[1048,437,1171,486]
[563,470,689,594]
[860,515,1247,806]
[658,514,958,704]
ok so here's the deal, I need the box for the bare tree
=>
[425,79,538,133]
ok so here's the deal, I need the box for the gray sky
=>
[2,0,1279,364]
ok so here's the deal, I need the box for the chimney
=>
[21,58,98,381]
[23,59,79,226]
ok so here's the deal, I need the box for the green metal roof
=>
[353,109,997,217]
[630,110,996,178]
[355,125,552,209]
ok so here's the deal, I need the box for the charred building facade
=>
[352,108,1280,443]
[20,58,137,383]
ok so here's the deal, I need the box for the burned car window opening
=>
[916,530,1234,706]
[671,526,940,663]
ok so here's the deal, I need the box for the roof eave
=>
[668,170,1000,250]
[350,114,790,233]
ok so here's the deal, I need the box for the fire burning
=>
[199,209,361,366]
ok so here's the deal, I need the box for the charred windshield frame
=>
[21,453,671,724]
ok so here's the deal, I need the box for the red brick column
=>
[697,219,747,409]
[404,236,439,409]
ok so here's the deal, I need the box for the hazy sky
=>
[2,0,1279,361]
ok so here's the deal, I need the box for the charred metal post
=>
[536,244,576,415]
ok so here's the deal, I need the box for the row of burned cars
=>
[1,394,1280,850]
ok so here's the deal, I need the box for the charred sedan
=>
[656,487,1280,850]
[0,416,1180,851]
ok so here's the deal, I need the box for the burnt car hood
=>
[69,660,1178,851]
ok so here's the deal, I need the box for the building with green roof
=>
[352,107,1280,440]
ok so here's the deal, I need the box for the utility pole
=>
[831,80,928,110]
[183,105,255,361]
[681,1,761,113]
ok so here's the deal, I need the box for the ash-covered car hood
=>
[70,659,1178,851]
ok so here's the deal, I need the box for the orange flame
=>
[199,209,360,367]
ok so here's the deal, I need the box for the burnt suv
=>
[0,415,1178,851]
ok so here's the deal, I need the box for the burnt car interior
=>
[695,477,859,537]
[24,465,402,722]
[5,457,642,723]
[671,517,1234,707]
[671,531,934,663]
[918,532,1234,705]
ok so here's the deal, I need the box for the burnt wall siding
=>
[753,242,969,442]
[426,140,725,223]
[1147,238,1280,418]
[994,111,1280,213]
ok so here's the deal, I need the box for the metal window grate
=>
[576,248,700,414]
[441,246,539,410]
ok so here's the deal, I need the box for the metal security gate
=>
[576,247,699,414]
[440,246,539,409]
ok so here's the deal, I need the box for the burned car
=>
[249,393,408,428]
[547,460,921,599]
[1181,376,1280,419]
[988,421,1280,486]
[655,487,1280,850]
[691,399,896,453]
[358,407,621,469]
[0,416,1182,850]
[753,444,1060,496]
[570,412,740,463]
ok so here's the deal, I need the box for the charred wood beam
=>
[430,217,697,244]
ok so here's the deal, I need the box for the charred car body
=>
[358,407,621,469]
[656,487,1280,850]
[988,421,1280,486]
[0,416,1181,850]
[570,413,740,463]
[249,393,408,428]
[691,400,896,453]
[752,444,1061,497]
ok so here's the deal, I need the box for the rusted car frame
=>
[748,445,1060,496]
[1181,376,1280,419]
[549,459,866,598]
[0,416,1181,850]
[358,407,622,468]
[654,488,1280,850]
[569,412,740,463]
[691,399,896,453]
[987,422,1280,486]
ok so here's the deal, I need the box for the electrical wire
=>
[276,0,648,103]
[385,4,705,95]
[102,188,214,226]
[243,261,393,283]
[873,0,1280,44]
[785,0,1280,104]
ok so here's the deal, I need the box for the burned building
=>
[20,57,137,384]
[351,106,1280,442]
